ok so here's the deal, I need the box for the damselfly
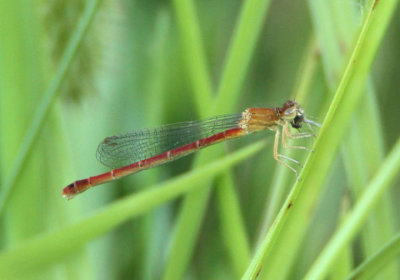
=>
[62,100,320,199]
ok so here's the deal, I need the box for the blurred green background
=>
[0,0,399,279]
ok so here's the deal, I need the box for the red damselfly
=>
[62,100,320,199]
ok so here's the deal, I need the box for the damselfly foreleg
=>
[273,127,301,178]
[281,123,315,152]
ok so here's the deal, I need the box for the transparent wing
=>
[96,113,242,168]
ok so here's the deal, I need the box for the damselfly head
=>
[282,100,305,129]
[282,100,322,129]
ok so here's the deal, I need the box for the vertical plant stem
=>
[310,0,398,278]
[304,139,400,280]
[216,172,251,278]
[0,0,103,215]
[172,0,213,117]
[243,0,398,278]
[257,36,319,242]
[164,0,271,279]
[347,232,400,280]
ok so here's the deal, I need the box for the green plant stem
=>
[0,0,103,215]
[346,232,400,280]
[330,197,353,279]
[309,1,397,279]
[0,140,265,280]
[216,172,251,278]
[141,10,171,280]
[257,36,319,241]
[243,0,397,278]
[304,138,400,280]
[169,0,252,277]
[172,0,213,117]
[164,0,271,279]
[209,0,271,115]
[314,0,396,277]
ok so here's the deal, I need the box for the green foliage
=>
[0,0,399,279]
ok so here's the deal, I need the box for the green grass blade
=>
[164,0,271,279]
[257,36,320,238]
[315,1,397,278]
[172,0,213,116]
[243,0,398,278]
[309,0,397,278]
[304,138,400,280]
[141,11,171,280]
[216,172,251,278]
[346,232,400,280]
[308,0,346,88]
[330,198,353,279]
[210,0,272,115]
[0,0,103,215]
[171,0,253,276]
[0,140,265,279]
[0,0,48,245]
